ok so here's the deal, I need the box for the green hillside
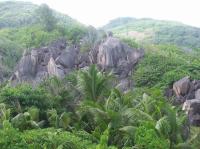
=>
[0,1,38,28]
[1,2,200,149]
[0,1,87,77]
[0,1,81,28]
[103,17,200,49]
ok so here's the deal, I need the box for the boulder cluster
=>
[10,37,143,90]
[167,76,200,126]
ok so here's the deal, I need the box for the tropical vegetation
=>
[1,1,200,149]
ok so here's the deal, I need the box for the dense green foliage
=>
[37,4,58,32]
[135,123,169,149]
[1,1,200,149]
[0,1,80,29]
[134,44,200,88]
[0,121,97,149]
[0,1,38,28]
[0,84,51,112]
[103,17,200,49]
[1,65,199,148]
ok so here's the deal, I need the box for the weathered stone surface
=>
[10,39,72,84]
[167,77,200,125]
[169,77,200,103]
[185,82,195,100]
[18,51,37,77]
[48,57,64,78]
[10,37,143,85]
[193,80,200,90]
[97,37,143,78]
[195,89,200,99]
[173,76,190,97]
[55,47,78,69]
[182,99,200,126]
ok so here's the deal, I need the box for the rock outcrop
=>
[97,37,143,78]
[195,89,200,99]
[182,99,200,126]
[170,77,200,104]
[10,37,143,87]
[167,77,200,126]
[173,76,190,98]
[10,39,78,85]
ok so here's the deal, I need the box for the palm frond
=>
[155,116,171,138]
[119,126,137,136]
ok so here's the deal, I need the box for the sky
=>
[5,0,200,27]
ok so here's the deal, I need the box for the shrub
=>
[120,37,139,48]
[134,123,169,149]
[133,44,200,87]
[0,122,96,149]
[0,84,51,112]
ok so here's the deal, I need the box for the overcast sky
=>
[5,0,200,27]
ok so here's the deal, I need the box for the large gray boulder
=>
[55,47,78,69]
[173,76,190,97]
[168,77,200,125]
[47,57,64,78]
[182,99,200,126]
[17,50,38,79]
[170,77,200,104]
[97,37,143,78]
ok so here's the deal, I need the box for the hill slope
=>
[0,1,87,79]
[0,1,38,28]
[0,1,81,28]
[103,17,200,49]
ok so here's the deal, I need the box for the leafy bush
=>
[120,37,139,48]
[11,112,39,131]
[0,121,96,149]
[133,44,200,87]
[0,37,23,74]
[0,84,51,112]
[28,107,40,122]
[77,65,112,101]
[135,123,169,149]
[0,103,10,125]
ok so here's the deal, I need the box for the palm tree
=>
[77,65,112,101]
[155,104,189,149]
[77,88,147,147]
[76,65,190,148]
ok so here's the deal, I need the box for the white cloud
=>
[11,0,200,27]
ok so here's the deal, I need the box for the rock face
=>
[171,77,200,104]
[182,99,200,126]
[97,37,143,78]
[10,37,143,85]
[173,76,190,97]
[195,89,200,99]
[10,39,78,85]
[168,77,200,125]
